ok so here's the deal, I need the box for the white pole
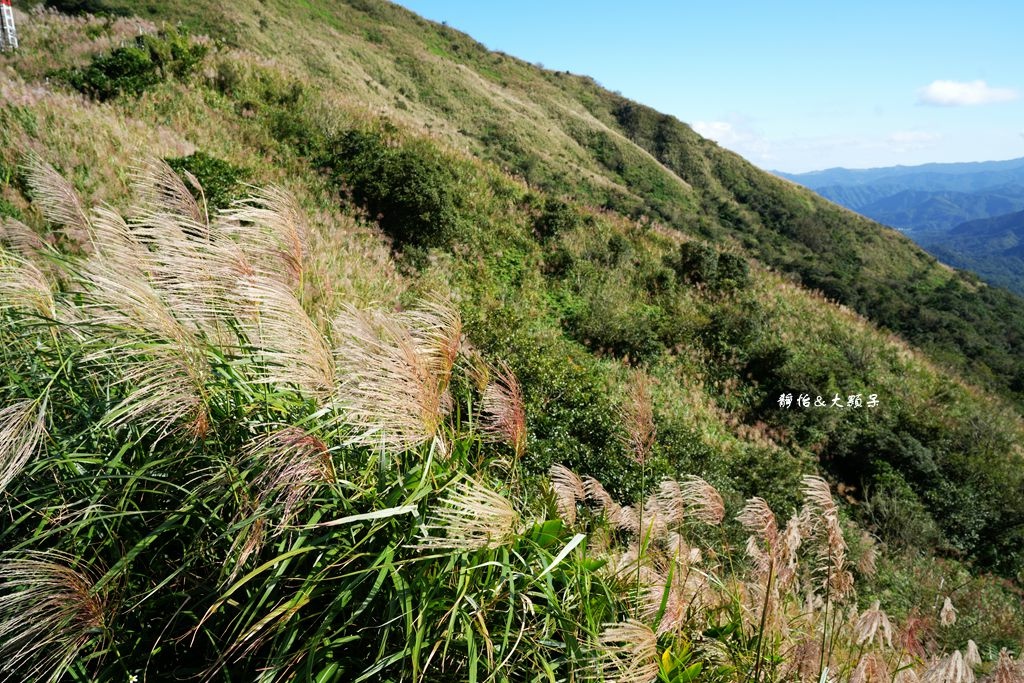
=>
[0,0,18,52]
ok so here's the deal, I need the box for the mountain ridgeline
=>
[781,158,1024,297]
[1,2,1024,677]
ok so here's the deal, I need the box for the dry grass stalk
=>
[0,399,47,495]
[850,652,891,683]
[21,155,91,249]
[133,158,207,227]
[0,551,109,683]
[854,600,893,648]
[332,304,455,452]
[586,619,660,683]
[620,371,655,465]
[235,275,335,398]
[679,475,725,526]
[414,478,519,552]
[549,464,584,525]
[481,360,527,458]
[939,597,957,627]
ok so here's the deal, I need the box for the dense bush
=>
[43,0,126,14]
[60,29,207,101]
[320,129,460,248]
[665,241,750,292]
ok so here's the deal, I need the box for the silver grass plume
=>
[0,551,110,683]
[549,464,584,525]
[738,497,779,550]
[413,478,520,552]
[582,476,639,532]
[235,275,335,398]
[76,255,214,439]
[939,597,957,627]
[923,651,973,683]
[679,475,725,525]
[641,556,710,635]
[619,371,655,465]
[896,668,923,683]
[851,652,892,683]
[0,250,55,319]
[227,428,333,581]
[218,185,310,290]
[133,158,207,227]
[965,641,981,670]
[857,530,879,576]
[984,649,1023,683]
[399,299,463,391]
[245,427,334,529]
[332,304,456,452]
[0,218,48,259]
[656,479,686,526]
[854,600,893,648]
[585,619,660,683]
[801,475,853,599]
[21,155,91,249]
[481,360,527,458]
[0,399,47,495]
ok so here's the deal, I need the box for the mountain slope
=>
[1,2,1023,678]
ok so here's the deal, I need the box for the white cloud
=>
[887,130,940,144]
[692,120,746,145]
[885,130,942,153]
[917,79,1018,106]
[691,118,774,161]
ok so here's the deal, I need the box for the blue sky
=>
[394,1,1024,173]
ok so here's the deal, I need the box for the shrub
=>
[666,241,750,292]
[43,0,126,14]
[533,196,583,242]
[60,29,207,101]
[321,129,460,248]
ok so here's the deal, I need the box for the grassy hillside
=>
[1,1,1023,680]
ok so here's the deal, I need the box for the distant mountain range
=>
[921,209,1024,294]
[778,158,1024,295]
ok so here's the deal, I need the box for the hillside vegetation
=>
[1,2,1023,681]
